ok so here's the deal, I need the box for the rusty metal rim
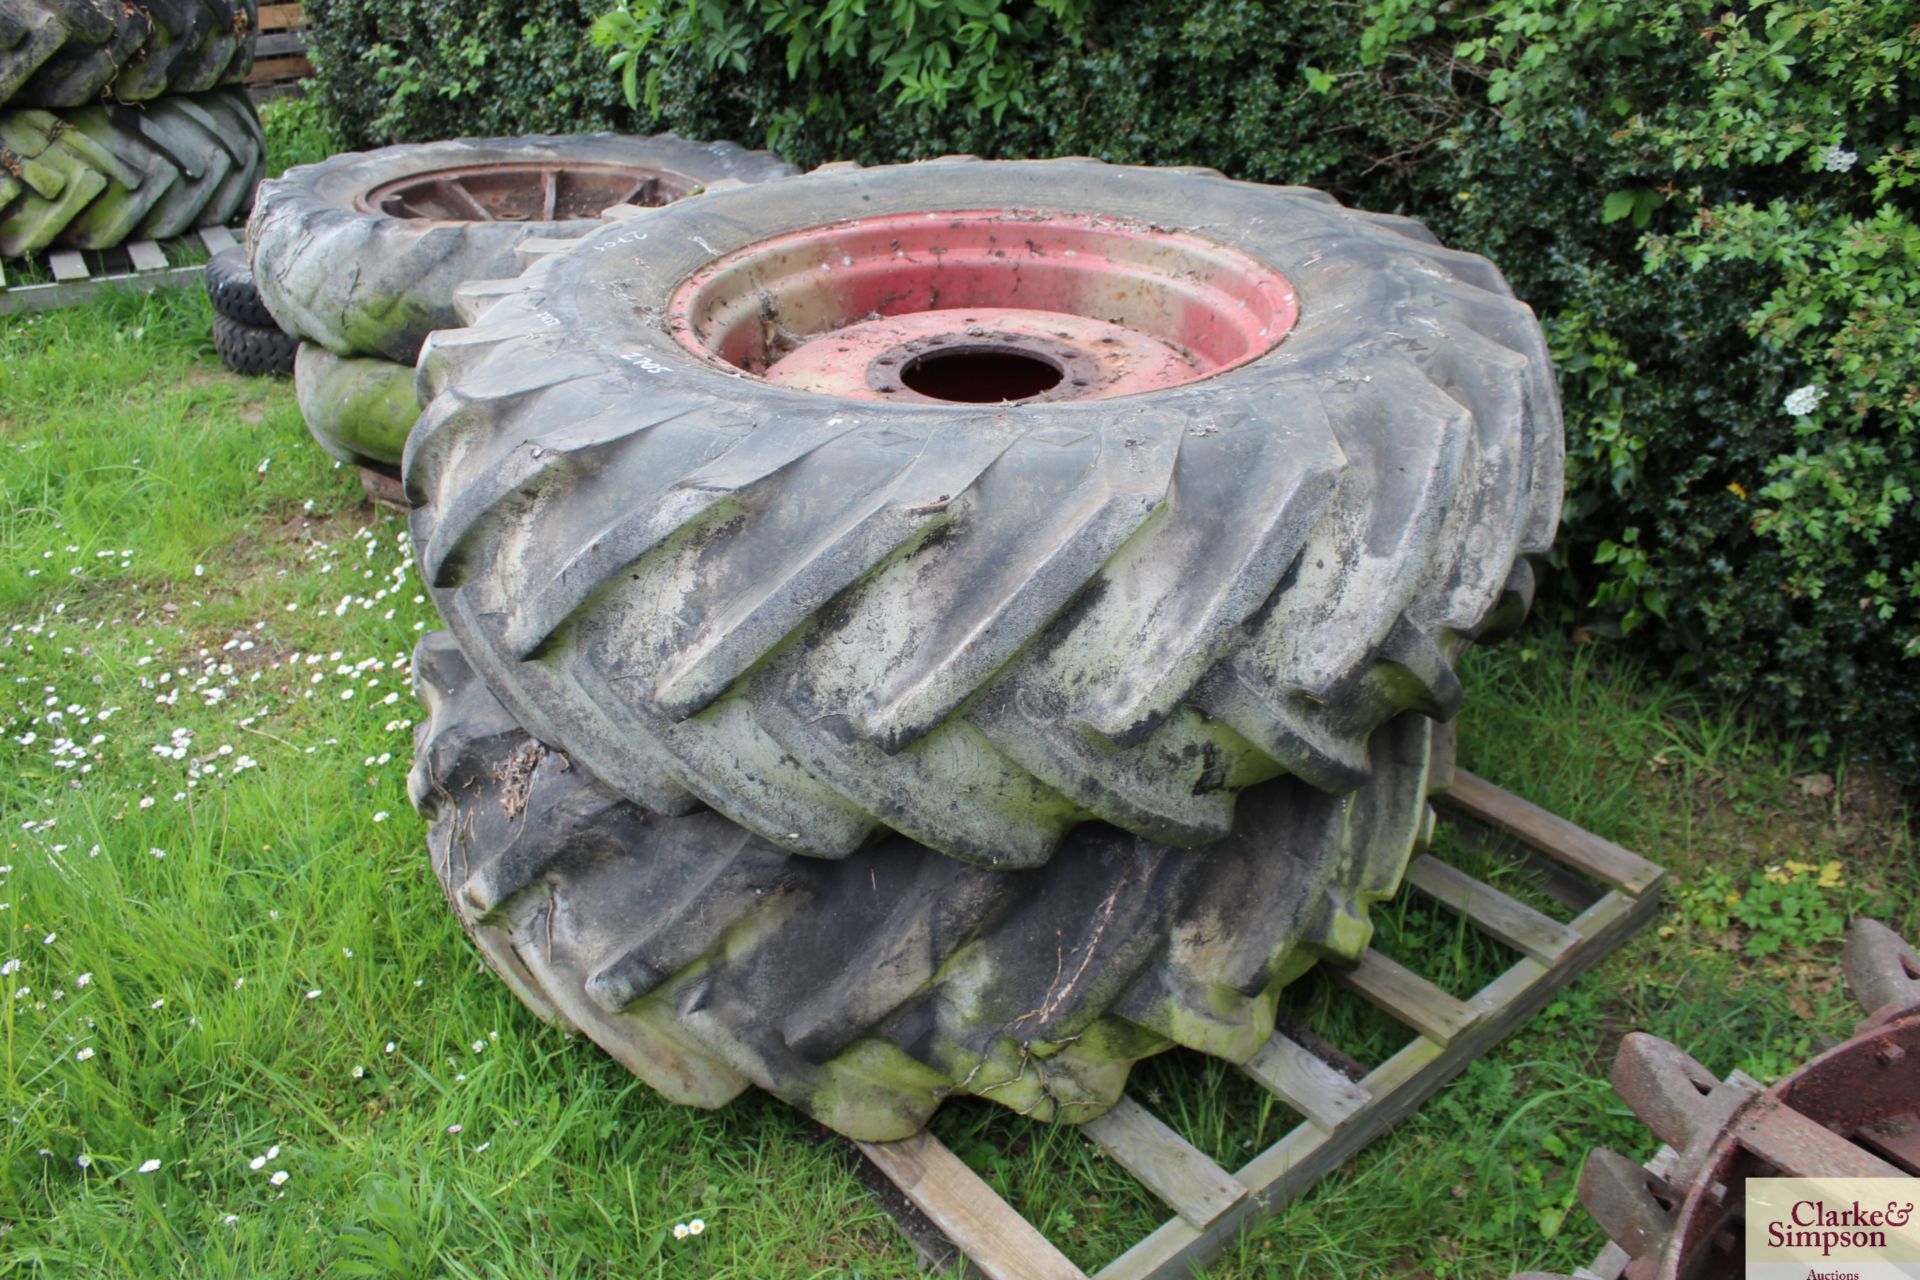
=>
[1567,921,1920,1280]
[1659,1010,1919,1279]
[354,161,697,223]
[665,208,1301,405]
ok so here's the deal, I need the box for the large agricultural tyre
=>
[411,631,1443,1140]
[293,343,414,468]
[406,158,1562,868]
[0,0,257,109]
[0,86,261,254]
[246,133,798,364]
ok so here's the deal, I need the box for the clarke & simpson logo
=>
[1746,1179,1920,1279]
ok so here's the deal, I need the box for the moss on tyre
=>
[0,0,257,108]
[407,159,1561,867]
[294,344,415,468]
[411,631,1441,1140]
[0,88,262,254]
[245,134,797,364]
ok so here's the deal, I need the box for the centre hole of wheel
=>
[899,347,1065,403]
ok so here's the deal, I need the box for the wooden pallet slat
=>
[1079,1096,1247,1229]
[1329,947,1481,1045]
[1445,771,1662,895]
[1095,886,1660,1280]
[48,250,88,281]
[125,240,168,272]
[1,221,245,315]
[256,30,310,58]
[855,763,1665,1280]
[1239,1031,1371,1132]
[1407,853,1583,963]
[257,1,308,30]
[245,54,314,84]
[856,1130,1090,1280]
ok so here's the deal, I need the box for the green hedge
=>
[306,0,1920,778]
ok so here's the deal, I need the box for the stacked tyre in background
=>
[0,2,264,254]
[204,246,294,374]
[243,134,795,503]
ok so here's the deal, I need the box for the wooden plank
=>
[857,1130,1089,1280]
[1442,772,1661,896]
[256,3,308,31]
[198,225,240,256]
[1080,1096,1246,1229]
[1239,1032,1371,1132]
[125,239,168,272]
[0,263,205,316]
[1328,949,1481,1046]
[256,30,310,58]
[1096,885,1663,1280]
[1407,855,1581,963]
[49,250,88,281]
[244,54,313,83]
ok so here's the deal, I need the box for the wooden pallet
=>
[855,756,1666,1280]
[248,3,312,101]
[0,224,240,316]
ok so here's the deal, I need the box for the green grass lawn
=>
[0,287,1913,1279]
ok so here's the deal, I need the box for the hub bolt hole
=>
[899,347,1065,403]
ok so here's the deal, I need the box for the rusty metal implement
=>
[1520,917,1920,1280]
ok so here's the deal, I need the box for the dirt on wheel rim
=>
[355,161,697,223]
[668,209,1301,403]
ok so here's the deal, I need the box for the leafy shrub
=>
[259,97,342,179]
[592,0,1092,151]
[304,0,1920,779]
[302,0,632,145]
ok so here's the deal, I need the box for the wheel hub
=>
[356,161,695,222]
[759,307,1203,403]
[668,209,1300,404]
